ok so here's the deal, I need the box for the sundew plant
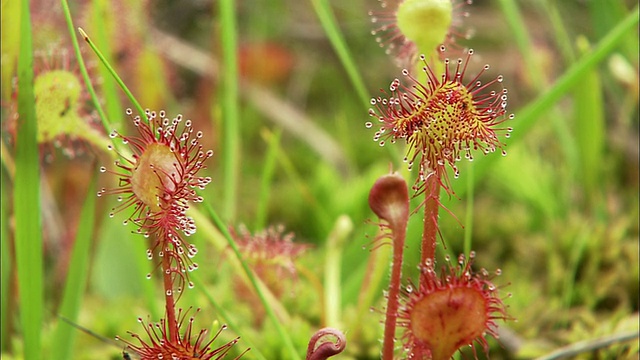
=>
[1,0,639,359]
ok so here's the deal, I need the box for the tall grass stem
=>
[14,0,43,357]
[50,173,97,359]
[204,203,302,360]
[218,0,241,221]
[310,0,370,108]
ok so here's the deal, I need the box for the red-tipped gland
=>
[98,109,213,290]
[368,172,409,230]
[229,225,309,313]
[398,253,509,360]
[117,309,245,359]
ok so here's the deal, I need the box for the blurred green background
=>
[1,0,638,359]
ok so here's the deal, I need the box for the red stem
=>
[381,224,406,360]
[161,248,178,343]
[421,173,440,266]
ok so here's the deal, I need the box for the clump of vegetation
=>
[1,0,638,359]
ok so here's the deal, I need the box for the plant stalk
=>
[381,224,406,360]
[421,172,440,266]
[161,246,178,343]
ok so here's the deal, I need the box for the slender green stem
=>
[88,0,124,127]
[310,0,370,107]
[255,128,281,230]
[510,5,638,143]
[324,216,352,327]
[218,0,240,221]
[0,166,10,352]
[204,203,302,360]
[191,271,268,360]
[541,0,576,63]
[61,0,112,134]
[276,143,332,230]
[15,0,42,358]
[352,236,391,342]
[497,0,578,175]
[573,38,605,208]
[77,28,147,123]
[65,1,158,318]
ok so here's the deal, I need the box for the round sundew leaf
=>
[410,287,488,360]
[130,143,181,212]
[34,70,82,142]
[396,0,453,55]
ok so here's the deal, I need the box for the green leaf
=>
[310,0,370,108]
[51,173,97,359]
[14,0,43,358]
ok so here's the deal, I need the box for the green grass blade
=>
[588,0,629,42]
[497,0,578,175]
[0,0,20,99]
[88,0,125,126]
[276,146,332,231]
[540,0,576,63]
[61,0,112,135]
[497,0,551,90]
[449,5,639,197]
[50,172,97,359]
[62,0,158,319]
[508,5,638,143]
[324,215,352,327]
[573,37,605,207]
[191,271,268,360]
[76,28,147,123]
[1,166,11,352]
[255,128,281,231]
[14,0,43,357]
[310,0,370,107]
[204,202,302,360]
[218,0,241,221]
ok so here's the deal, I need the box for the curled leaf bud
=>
[306,328,346,360]
[368,172,410,230]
